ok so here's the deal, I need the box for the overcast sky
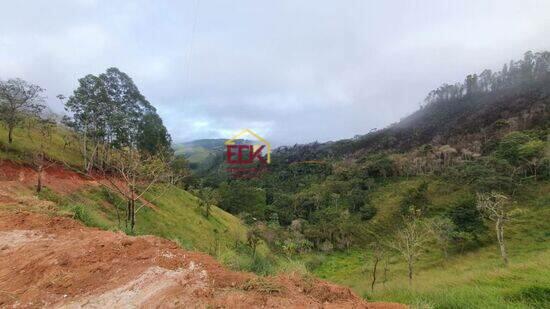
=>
[1,1,549,145]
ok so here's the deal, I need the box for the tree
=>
[170,155,191,186]
[194,187,219,218]
[99,67,154,148]
[65,69,172,171]
[28,117,57,193]
[64,74,110,171]
[496,132,532,165]
[104,148,171,232]
[448,197,486,237]
[137,111,172,156]
[518,140,545,179]
[387,214,432,285]
[399,181,429,215]
[476,192,518,266]
[247,224,262,258]
[367,241,386,292]
[0,78,45,143]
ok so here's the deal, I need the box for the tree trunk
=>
[8,126,13,144]
[130,199,136,232]
[496,220,509,266]
[126,200,131,229]
[383,257,389,288]
[82,134,88,172]
[37,165,43,193]
[408,258,413,286]
[371,257,379,292]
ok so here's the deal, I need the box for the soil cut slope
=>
[0,210,404,308]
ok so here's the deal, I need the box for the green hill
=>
[174,138,253,170]
[0,123,254,262]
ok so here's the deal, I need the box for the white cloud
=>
[1,0,550,144]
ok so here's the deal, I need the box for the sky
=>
[1,1,549,146]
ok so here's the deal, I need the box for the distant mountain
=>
[174,138,252,170]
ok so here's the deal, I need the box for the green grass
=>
[308,180,550,308]
[37,184,248,253]
[0,123,82,167]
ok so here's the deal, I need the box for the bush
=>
[399,181,430,215]
[72,204,93,226]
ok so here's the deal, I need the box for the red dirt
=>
[0,160,157,211]
[0,211,406,308]
[0,160,95,194]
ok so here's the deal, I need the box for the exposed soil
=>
[0,211,406,308]
[0,160,95,194]
[0,160,406,308]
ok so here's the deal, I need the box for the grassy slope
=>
[173,144,210,161]
[0,124,248,254]
[0,124,82,166]
[310,178,550,308]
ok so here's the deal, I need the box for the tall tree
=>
[0,78,45,143]
[137,111,172,156]
[99,67,154,148]
[65,68,172,169]
[64,74,110,170]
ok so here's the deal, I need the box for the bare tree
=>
[0,79,45,143]
[476,192,518,266]
[27,117,57,193]
[387,215,432,285]
[104,148,171,232]
[368,241,386,292]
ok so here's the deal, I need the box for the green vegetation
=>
[308,181,550,308]
[0,124,82,166]
[181,52,549,308]
[1,52,549,308]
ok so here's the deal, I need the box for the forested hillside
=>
[193,51,550,307]
[274,51,550,162]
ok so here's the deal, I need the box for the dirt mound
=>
[0,211,403,308]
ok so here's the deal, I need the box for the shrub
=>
[72,204,93,226]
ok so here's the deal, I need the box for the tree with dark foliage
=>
[0,78,45,143]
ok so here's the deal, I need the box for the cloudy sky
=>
[1,1,549,145]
